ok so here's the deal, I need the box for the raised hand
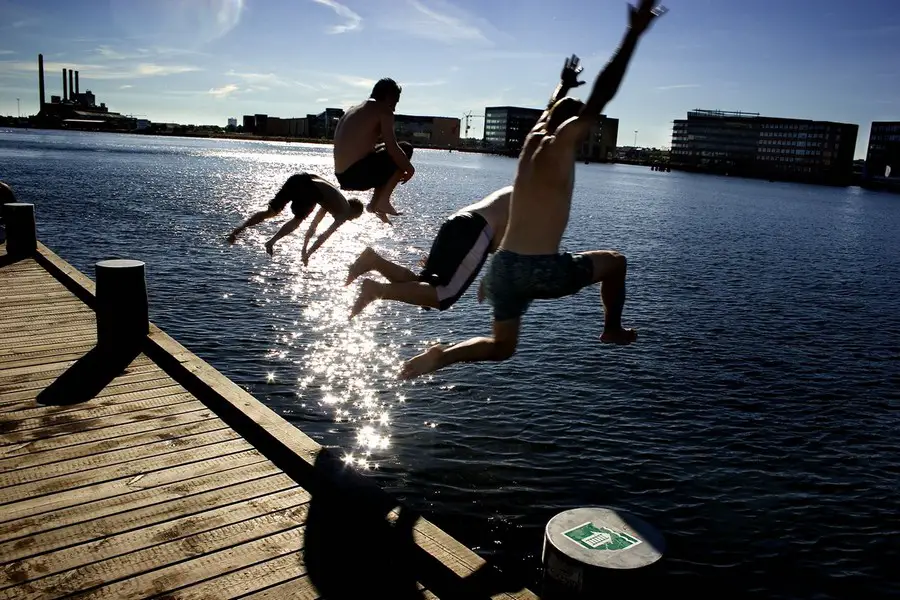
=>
[560,54,586,89]
[629,0,668,34]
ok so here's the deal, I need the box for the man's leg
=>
[350,279,440,319]
[369,170,404,217]
[346,247,418,285]
[398,318,521,380]
[581,250,637,344]
[264,217,304,256]
[227,207,278,243]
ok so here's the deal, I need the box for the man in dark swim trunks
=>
[345,186,511,319]
[333,78,415,223]
[226,172,364,258]
[399,1,667,380]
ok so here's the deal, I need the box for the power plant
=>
[35,53,134,130]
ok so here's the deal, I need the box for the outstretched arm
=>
[304,220,341,263]
[582,0,666,120]
[555,0,667,145]
[302,207,327,260]
[535,54,586,126]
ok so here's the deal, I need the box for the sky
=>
[0,0,898,157]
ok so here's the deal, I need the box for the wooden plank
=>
[0,358,155,395]
[241,576,320,600]
[3,391,197,438]
[164,553,317,600]
[1,398,206,448]
[0,487,311,591]
[0,464,290,568]
[0,314,94,334]
[1,408,213,460]
[0,451,269,532]
[0,419,232,476]
[1,437,251,505]
[0,302,91,319]
[8,382,187,421]
[54,525,307,600]
[0,367,168,406]
[0,427,238,487]
[0,332,97,356]
[0,322,94,344]
[0,347,101,371]
[0,290,77,303]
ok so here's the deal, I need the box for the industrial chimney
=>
[38,54,45,110]
[68,70,74,102]
[63,68,67,102]
[75,71,80,96]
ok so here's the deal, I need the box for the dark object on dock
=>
[541,506,665,598]
[96,259,149,352]
[3,202,37,259]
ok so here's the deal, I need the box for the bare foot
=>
[226,232,238,244]
[346,247,377,286]
[600,328,638,345]
[367,200,402,217]
[349,279,381,319]
[399,344,446,380]
[264,241,275,256]
[374,211,393,225]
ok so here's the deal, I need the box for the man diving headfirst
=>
[226,172,364,261]
[399,0,668,380]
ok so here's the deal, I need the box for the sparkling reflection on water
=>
[3,130,900,598]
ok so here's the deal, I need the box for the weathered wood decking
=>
[0,241,539,600]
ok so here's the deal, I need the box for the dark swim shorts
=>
[268,172,321,221]
[418,212,493,310]
[482,249,594,322]
[336,142,414,191]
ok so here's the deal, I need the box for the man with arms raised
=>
[399,0,666,380]
[333,78,415,223]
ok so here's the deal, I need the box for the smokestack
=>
[63,68,67,101]
[69,70,74,102]
[38,54,45,109]
[75,71,79,96]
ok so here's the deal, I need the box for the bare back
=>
[455,186,512,252]
[310,175,351,219]
[500,126,578,255]
[333,100,388,173]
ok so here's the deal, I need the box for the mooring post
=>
[95,259,149,352]
[541,506,666,598]
[5,202,37,258]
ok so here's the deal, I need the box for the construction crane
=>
[463,110,485,139]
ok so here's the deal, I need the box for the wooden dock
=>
[0,233,539,599]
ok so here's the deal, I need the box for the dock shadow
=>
[36,344,142,406]
[0,253,28,268]
[303,448,532,600]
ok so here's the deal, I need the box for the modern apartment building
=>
[484,106,618,160]
[483,106,543,153]
[865,121,900,179]
[671,109,858,185]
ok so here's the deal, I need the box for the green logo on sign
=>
[562,522,642,551]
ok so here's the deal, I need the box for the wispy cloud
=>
[119,84,134,89]
[208,84,239,98]
[655,84,701,91]
[310,0,362,34]
[333,74,376,88]
[226,69,286,87]
[0,59,201,80]
[0,50,15,55]
[316,97,330,103]
[11,19,38,29]
[377,0,493,45]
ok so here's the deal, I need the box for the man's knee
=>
[493,339,517,361]
[398,142,414,159]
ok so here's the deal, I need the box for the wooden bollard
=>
[4,202,37,258]
[95,259,149,351]
[541,506,666,598]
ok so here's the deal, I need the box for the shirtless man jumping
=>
[399,0,667,380]
[333,78,415,223]
[345,186,512,319]
[226,172,364,258]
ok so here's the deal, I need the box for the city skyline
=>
[0,0,898,157]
